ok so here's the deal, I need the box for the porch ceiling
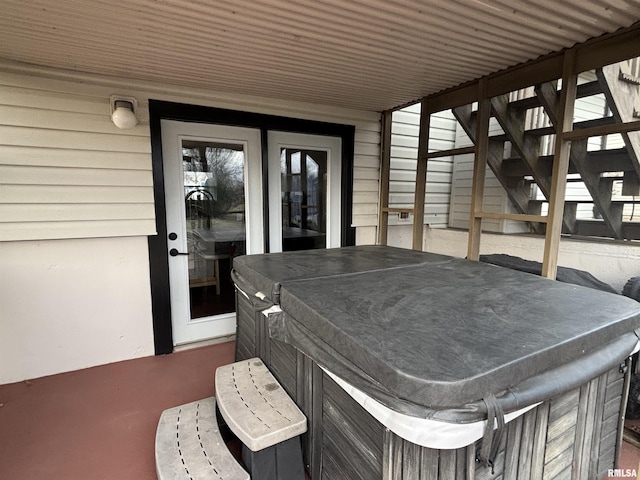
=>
[1,0,639,112]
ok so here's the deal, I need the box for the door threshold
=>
[174,334,236,352]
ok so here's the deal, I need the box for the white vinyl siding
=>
[388,103,455,229]
[353,120,382,228]
[0,63,380,242]
[0,77,155,241]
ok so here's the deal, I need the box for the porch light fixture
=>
[110,95,139,129]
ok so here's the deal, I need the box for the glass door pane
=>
[182,140,246,319]
[280,148,327,251]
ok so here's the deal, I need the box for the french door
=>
[161,120,263,345]
[267,132,342,252]
[161,122,342,346]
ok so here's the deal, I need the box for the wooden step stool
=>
[155,397,249,480]
[215,358,307,480]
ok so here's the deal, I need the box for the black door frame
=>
[148,100,356,354]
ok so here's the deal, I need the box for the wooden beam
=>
[411,99,429,251]
[424,84,477,114]
[575,25,640,75]
[542,51,578,279]
[597,63,640,182]
[475,212,548,223]
[491,94,550,196]
[377,110,392,246]
[382,207,415,213]
[417,23,640,119]
[562,119,640,141]
[426,146,475,159]
[467,79,490,261]
[535,81,560,127]
[569,139,623,238]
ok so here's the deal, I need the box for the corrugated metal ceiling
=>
[0,0,639,111]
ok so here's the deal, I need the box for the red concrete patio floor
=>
[1,341,638,479]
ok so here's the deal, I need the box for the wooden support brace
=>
[378,110,392,246]
[412,99,429,251]
[467,80,490,261]
[542,51,577,279]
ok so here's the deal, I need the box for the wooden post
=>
[467,79,490,261]
[542,50,577,279]
[378,110,392,245]
[412,99,429,251]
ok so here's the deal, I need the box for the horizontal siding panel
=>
[390,170,419,182]
[353,203,378,215]
[392,123,419,137]
[0,185,154,204]
[390,145,418,159]
[392,184,451,196]
[0,126,151,153]
[0,203,154,222]
[401,103,421,114]
[0,104,148,137]
[0,84,110,115]
[391,168,451,182]
[390,193,451,205]
[352,213,378,227]
[353,166,379,180]
[0,219,157,241]
[388,182,416,193]
[354,179,379,192]
[355,130,380,145]
[353,191,379,204]
[428,138,457,151]
[391,134,419,149]
[391,158,417,171]
[354,154,378,169]
[0,146,151,170]
[352,120,381,134]
[392,110,420,125]
[428,162,454,173]
[424,204,450,214]
[0,165,153,186]
[354,142,379,157]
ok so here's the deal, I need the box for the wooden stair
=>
[452,59,640,240]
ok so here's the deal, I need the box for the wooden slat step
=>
[502,148,633,178]
[571,220,640,240]
[215,357,307,452]
[493,116,617,142]
[155,397,249,480]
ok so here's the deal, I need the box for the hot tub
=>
[231,246,640,480]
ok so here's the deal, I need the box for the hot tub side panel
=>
[380,363,628,480]
[235,290,258,361]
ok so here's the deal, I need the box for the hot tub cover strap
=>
[477,394,505,473]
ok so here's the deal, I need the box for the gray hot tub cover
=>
[232,246,640,420]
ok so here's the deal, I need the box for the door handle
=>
[169,248,189,257]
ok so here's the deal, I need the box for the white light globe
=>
[111,101,139,129]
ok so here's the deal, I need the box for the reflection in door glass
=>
[280,148,327,251]
[182,140,246,319]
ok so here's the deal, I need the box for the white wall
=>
[0,237,154,384]
[419,227,640,293]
